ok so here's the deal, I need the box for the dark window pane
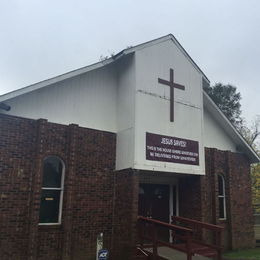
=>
[218,175,224,195]
[219,197,225,219]
[39,189,61,223]
[42,157,63,188]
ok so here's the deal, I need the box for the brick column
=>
[208,148,217,225]
[130,170,139,250]
[112,169,139,260]
[62,124,78,260]
[225,151,233,248]
[27,119,48,260]
[228,152,255,249]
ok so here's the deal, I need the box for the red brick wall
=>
[0,114,138,260]
[179,175,202,221]
[112,169,139,259]
[0,113,255,259]
[228,152,255,249]
[203,148,233,248]
[0,115,37,260]
[179,148,255,250]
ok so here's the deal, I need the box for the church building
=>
[0,34,259,260]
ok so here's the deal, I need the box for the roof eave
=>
[203,91,260,163]
[0,34,209,102]
[0,52,130,103]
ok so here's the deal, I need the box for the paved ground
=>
[145,246,212,260]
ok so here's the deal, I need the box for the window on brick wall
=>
[39,156,65,224]
[218,175,226,219]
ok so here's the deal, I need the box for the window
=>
[218,175,226,219]
[39,156,65,224]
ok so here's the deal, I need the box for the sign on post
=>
[96,233,103,260]
[98,249,109,260]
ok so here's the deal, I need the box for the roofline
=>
[0,57,117,103]
[0,34,209,103]
[1,34,257,162]
[203,91,260,163]
[169,34,210,83]
[122,34,210,83]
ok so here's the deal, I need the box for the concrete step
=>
[145,246,213,260]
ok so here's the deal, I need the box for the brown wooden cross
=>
[158,68,185,122]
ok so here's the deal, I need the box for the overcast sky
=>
[0,0,259,122]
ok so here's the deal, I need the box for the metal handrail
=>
[137,216,193,260]
[172,216,223,260]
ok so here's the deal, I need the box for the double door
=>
[138,183,171,241]
[138,183,170,221]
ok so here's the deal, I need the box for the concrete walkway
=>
[145,246,213,260]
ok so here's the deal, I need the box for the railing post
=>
[186,231,192,260]
[137,219,144,249]
[216,230,222,260]
[140,221,144,249]
[171,216,175,244]
[152,223,158,260]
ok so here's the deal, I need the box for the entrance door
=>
[138,184,170,241]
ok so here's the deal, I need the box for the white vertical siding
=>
[133,39,205,175]
[3,65,118,132]
[203,108,237,152]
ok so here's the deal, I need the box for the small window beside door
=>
[218,174,226,220]
[39,156,65,224]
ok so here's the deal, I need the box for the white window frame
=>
[218,174,226,220]
[38,156,65,225]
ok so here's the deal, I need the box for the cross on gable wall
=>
[158,68,185,122]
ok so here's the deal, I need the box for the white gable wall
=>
[203,107,237,152]
[3,65,118,132]
[132,39,205,175]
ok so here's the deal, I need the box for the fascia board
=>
[203,91,260,163]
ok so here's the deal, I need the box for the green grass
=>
[224,248,260,260]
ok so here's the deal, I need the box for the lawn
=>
[224,248,260,260]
